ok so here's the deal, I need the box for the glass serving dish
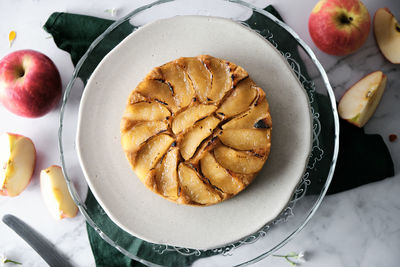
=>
[59,0,339,266]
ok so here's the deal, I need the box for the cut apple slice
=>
[202,55,232,103]
[179,116,220,160]
[123,102,171,122]
[222,97,271,130]
[374,8,400,64]
[178,163,221,205]
[121,121,168,152]
[216,78,258,119]
[171,104,217,134]
[158,62,195,108]
[40,165,78,220]
[136,79,179,113]
[338,71,387,127]
[155,147,179,200]
[134,134,175,183]
[214,145,265,174]
[200,152,244,194]
[180,57,211,103]
[0,133,36,197]
[219,128,271,154]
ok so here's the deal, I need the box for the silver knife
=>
[2,214,73,267]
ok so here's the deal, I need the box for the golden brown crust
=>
[120,55,272,206]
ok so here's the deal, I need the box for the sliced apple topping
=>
[338,71,387,127]
[136,79,179,113]
[171,104,217,134]
[0,133,36,197]
[216,78,258,119]
[134,134,174,183]
[214,145,265,174]
[202,55,232,103]
[180,57,211,103]
[179,116,220,160]
[222,97,271,130]
[123,102,171,122]
[121,121,168,152]
[219,128,271,154]
[200,152,244,194]
[374,8,400,64]
[178,163,221,205]
[154,147,179,200]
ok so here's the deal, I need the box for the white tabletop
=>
[0,0,399,266]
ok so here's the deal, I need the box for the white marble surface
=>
[0,0,399,266]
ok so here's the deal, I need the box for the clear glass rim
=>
[58,0,340,266]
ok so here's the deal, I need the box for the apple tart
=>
[120,55,272,206]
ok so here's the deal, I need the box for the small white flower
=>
[104,8,119,17]
[297,251,306,263]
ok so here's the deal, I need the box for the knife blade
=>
[2,214,73,267]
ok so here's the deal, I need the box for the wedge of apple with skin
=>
[374,8,400,64]
[338,71,387,127]
[40,165,78,219]
[0,133,36,197]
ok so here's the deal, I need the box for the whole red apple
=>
[308,0,371,56]
[0,50,61,118]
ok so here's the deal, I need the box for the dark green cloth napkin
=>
[43,6,394,267]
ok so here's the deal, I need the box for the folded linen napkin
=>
[43,5,394,266]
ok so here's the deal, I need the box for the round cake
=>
[120,55,272,206]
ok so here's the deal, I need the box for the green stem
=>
[4,259,22,265]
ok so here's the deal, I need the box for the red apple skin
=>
[0,50,62,118]
[308,0,371,56]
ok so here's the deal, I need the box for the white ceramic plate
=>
[76,16,312,250]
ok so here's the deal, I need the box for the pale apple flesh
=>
[40,165,78,219]
[0,133,35,197]
[374,8,400,64]
[338,71,387,127]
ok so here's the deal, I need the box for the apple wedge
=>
[154,147,179,200]
[179,116,220,160]
[338,71,387,127]
[40,165,78,219]
[222,98,271,130]
[214,145,265,174]
[200,152,244,194]
[374,8,400,64]
[172,104,217,134]
[219,128,271,154]
[121,121,168,152]
[136,79,179,113]
[0,133,36,197]
[123,102,171,122]
[178,163,221,205]
[134,134,174,183]
[180,57,211,103]
[216,78,258,119]
[202,55,232,103]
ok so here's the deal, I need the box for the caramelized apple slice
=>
[179,116,220,160]
[214,145,265,174]
[134,134,174,183]
[222,98,271,130]
[180,57,211,103]
[202,55,232,103]
[123,102,171,122]
[216,78,258,119]
[136,79,178,113]
[200,152,244,194]
[158,62,195,108]
[172,104,217,134]
[155,147,179,200]
[121,121,168,152]
[219,128,271,153]
[178,163,221,205]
